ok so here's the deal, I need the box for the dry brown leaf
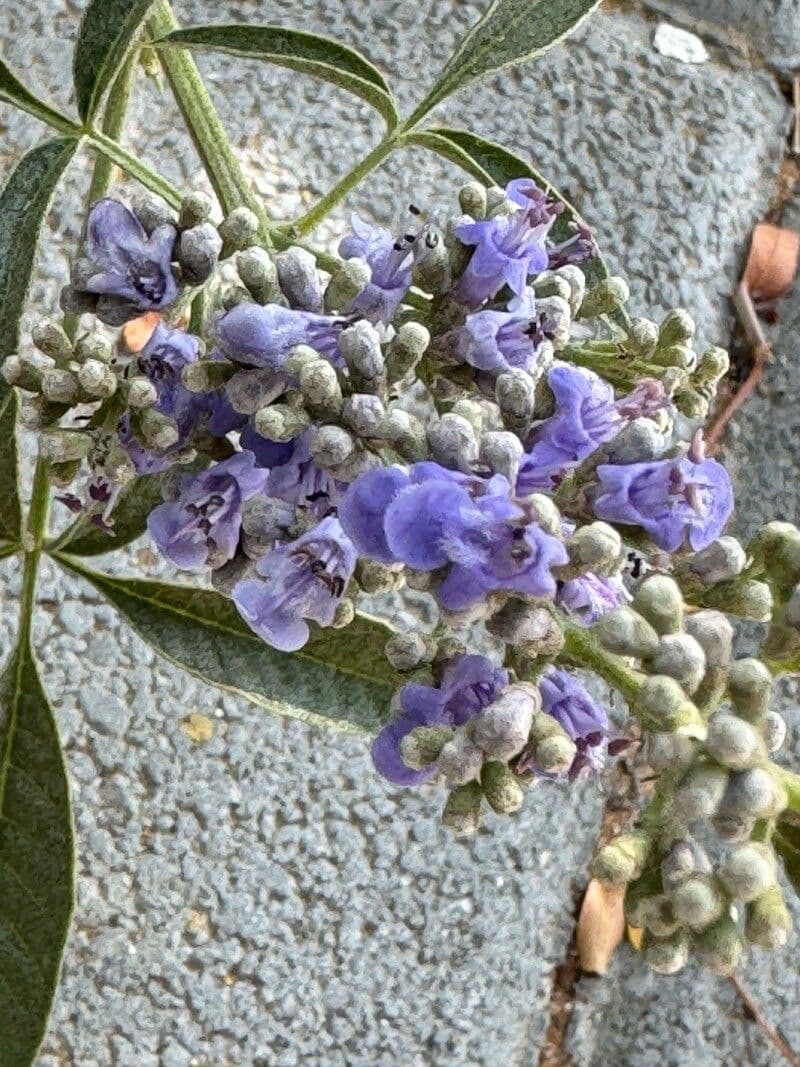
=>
[627,924,644,951]
[575,879,626,975]
[121,311,162,352]
[743,223,800,303]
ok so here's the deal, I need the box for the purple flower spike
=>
[148,451,268,570]
[338,465,410,563]
[242,427,343,517]
[372,654,508,786]
[593,431,734,552]
[77,199,178,325]
[232,515,356,652]
[538,667,610,778]
[557,572,630,626]
[450,290,552,375]
[216,303,347,370]
[339,214,413,323]
[454,179,557,307]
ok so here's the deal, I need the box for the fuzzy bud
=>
[642,895,681,938]
[683,537,746,587]
[338,320,386,392]
[552,265,586,316]
[705,713,766,770]
[727,658,772,722]
[428,413,478,472]
[561,521,621,578]
[660,838,712,892]
[591,830,650,886]
[762,711,787,754]
[643,930,690,975]
[652,343,696,371]
[683,610,734,668]
[746,885,792,948]
[236,247,279,304]
[718,843,776,902]
[123,376,158,409]
[522,493,562,536]
[77,359,117,399]
[178,191,213,230]
[481,761,524,814]
[578,276,630,318]
[442,781,483,835]
[32,320,72,363]
[671,875,726,930]
[181,360,234,394]
[529,713,577,775]
[299,359,343,417]
[413,225,451,294]
[625,317,659,357]
[672,763,728,822]
[324,257,371,312]
[176,223,223,285]
[332,598,355,629]
[694,917,743,975]
[339,393,384,437]
[637,675,703,736]
[496,368,536,431]
[275,245,323,311]
[74,333,113,365]
[253,403,309,442]
[479,430,523,485]
[658,308,695,348]
[648,633,706,695]
[458,182,487,219]
[309,424,356,470]
[399,725,453,771]
[693,345,729,389]
[40,367,79,405]
[469,684,538,761]
[701,578,772,622]
[486,599,565,657]
[39,430,92,463]
[437,732,484,786]
[131,190,175,234]
[384,632,436,672]
[645,732,696,773]
[604,418,666,465]
[536,296,571,350]
[595,607,659,659]
[2,354,41,391]
[380,408,427,461]
[386,322,430,382]
[632,574,683,635]
[139,408,179,451]
[218,206,260,257]
[717,767,787,822]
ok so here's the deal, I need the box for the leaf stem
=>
[87,55,138,206]
[85,129,182,208]
[19,459,51,645]
[561,620,644,705]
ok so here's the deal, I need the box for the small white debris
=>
[653,22,709,64]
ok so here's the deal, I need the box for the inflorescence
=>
[10,176,800,975]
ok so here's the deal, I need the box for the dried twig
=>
[729,974,800,1067]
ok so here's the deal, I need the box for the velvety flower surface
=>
[243,427,342,516]
[449,290,552,374]
[339,214,413,323]
[454,179,556,306]
[216,303,347,369]
[538,667,610,778]
[77,199,178,325]
[557,572,630,626]
[148,451,267,569]
[372,654,508,786]
[593,435,734,552]
[232,515,356,652]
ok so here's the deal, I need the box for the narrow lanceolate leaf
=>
[0,57,77,134]
[73,0,157,123]
[157,25,399,130]
[403,127,611,291]
[0,639,74,1067]
[774,813,800,897]
[414,0,602,119]
[0,391,21,544]
[58,559,400,733]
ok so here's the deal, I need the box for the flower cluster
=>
[12,172,799,974]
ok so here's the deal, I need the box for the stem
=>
[19,460,51,643]
[148,0,271,238]
[293,136,398,236]
[561,620,644,705]
[87,56,138,205]
[85,130,182,208]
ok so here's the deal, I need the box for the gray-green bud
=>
[684,537,746,587]
[309,424,356,471]
[40,367,79,405]
[442,781,483,835]
[705,713,766,770]
[428,413,478,472]
[643,930,690,975]
[181,359,234,394]
[299,359,343,416]
[413,226,451,294]
[578,276,630,318]
[324,257,371,312]
[74,333,113,365]
[236,247,279,304]
[693,916,743,975]
[683,610,733,668]
[672,763,728,822]
[355,558,398,594]
[531,714,577,775]
[469,684,538,761]
[591,830,650,886]
[762,710,787,754]
[332,598,355,629]
[178,191,213,230]
[437,732,484,786]
[399,725,453,770]
[176,223,222,285]
[637,675,703,735]
[341,393,386,437]
[718,842,776,902]
[139,408,179,451]
[645,732,696,773]
[386,322,430,382]
[275,245,322,311]
[458,181,487,219]
[671,875,726,930]
[625,317,659,357]
[479,430,523,485]
[674,388,708,419]
[746,885,792,948]
[338,320,385,392]
[39,430,92,464]
[560,521,621,578]
[77,359,117,399]
[481,761,524,814]
[123,376,158,409]
[648,633,706,695]
[701,578,772,622]
[552,265,586,316]
[660,838,712,892]
[32,320,72,362]
[253,403,309,442]
[652,343,696,371]
[218,206,260,257]
[496,368,536,430]
[693,346,729,391]
[380,409,427,461]
[658,308,695,349]
[632,574,683,634]
[604,418,666,465]
[384,632,436,672]
[131,190,175,234]
[717,767,787,821]
[727,658,772,721]
[2,354,41,392]
[486,599,564,657]
[595,607,659,659]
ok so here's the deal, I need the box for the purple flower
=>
[147,451,268,570]
[74,199,178,325]
[517,364,666,495]
[557,572,630,626]
[339,462,568,610]
[232,515,356,652]
[216,303,347,370]
[547,220,599,270]
[242,426,342,516]
[593,432,734,552]
[538,667,610,778]
[453,179,557,307]
[446,290,553,375]
[372,655,508,786]
[339,214,413,323]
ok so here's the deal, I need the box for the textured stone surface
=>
[0,0,795,1063]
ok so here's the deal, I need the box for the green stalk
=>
[85,129,182,208]
[147,0,271,238]
[87,55,138,205]
[561,619,644,705]
[19,460,51,642]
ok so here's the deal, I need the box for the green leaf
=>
[775,813,800,897]
[74,0,157,124]
[0,391,21,545]
[402,126,611,292]
[0,638,74,1067]
[157,24,399,130]
[57,558,400,734]
[412,0,602,120]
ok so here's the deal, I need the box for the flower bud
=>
[324,256,371,312]
[428,413,478,472]
[338,393,384,437]
[438,732,484,785]
[48,459,82,487]
[645,732,695,773]
[176,222,223,285]
[218,206,260,257]
[32,320,72,362]
[625,317,659,357]
[718,842,776,902]
[496,368,535,431]
[469,685,538,761]
[74,333,113,365]
[672,763,728,822]
[595,607,659,659]
[653,344,696,371]
[553,265,586,316]
[643,930,690,975]
[481,761,524,814]
[642,895,681,938]
[20,396,66,429]
[674,388,708,419]
[683,610,733,668]
[332,598,355,629]
[683,537,746,588]
[413,226,451,294]
[309,425,356,471]
[705,713,766,770]
[578,276,630,318]
[522,493,562,535]
[77,359,117,399]
[384,632,436,671]
[236,247,279,304]
[604,418,666,464]
[39,430,92,463]
[338,320,386,393]
[479,430,523,485]
[637,675,703,736]
[660,838,712,892]
[253,403,309,442]
[178,190,213,230]
[756,523,800,592]
[648,634,706,695]
[717,767,787,821]
[139,408,179,451]
[181,359,234,394]
[299,359,343,417]
[275,245,323,311]
[536,296,571,351]
[559,521,622,579]
[711,812,755,843]
[727,658,772,721]
[399,725,453,770]
[380,408,427,461]
[486,599,564,657]
[632,574,683,634]
[131,190,175,234]
[591,830,650,886]
[693,916,743,975]
[442,781,483,835]
[700,578,772,622]
[658,308,695,348]
[386,322,430,382]
[530,717,577,775]
[746,885,792,948]
[241,496,294,557]
[762,710,786,754]
[123,376,158,409]
[671,875,726,930]
[693,346,729,391]
[40,367,79,405]
[458,182,487,219]
[2,354,41,391]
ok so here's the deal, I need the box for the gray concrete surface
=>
[0,0,797,1063]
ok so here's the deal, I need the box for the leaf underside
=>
[0,639,74,1067]
[58,558,400,734]
[158,24,399,129]
[73,0,157,123]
